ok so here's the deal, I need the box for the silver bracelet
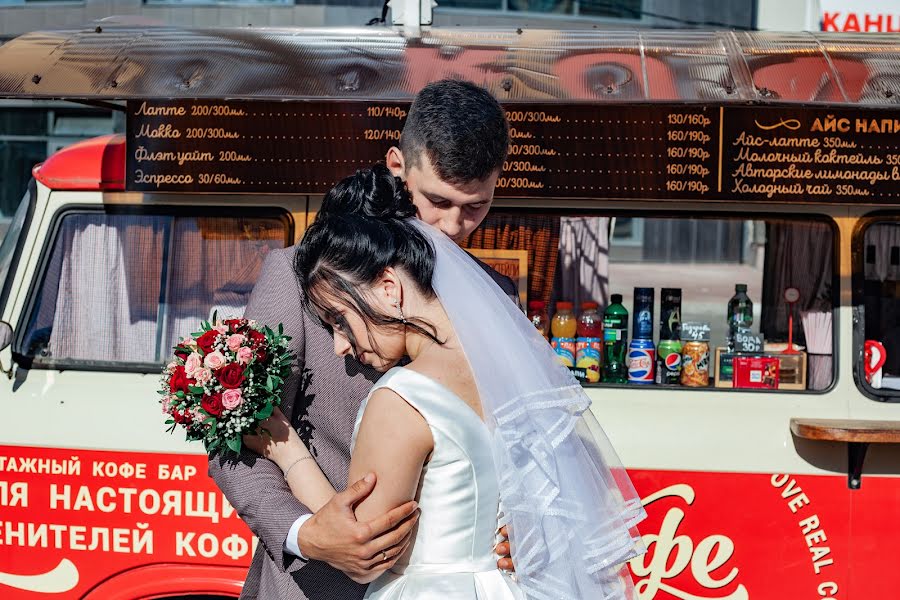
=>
[284,455,315,478]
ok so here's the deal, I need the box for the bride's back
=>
[352,366,522,600]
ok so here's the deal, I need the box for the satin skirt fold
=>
[364,561,524,600]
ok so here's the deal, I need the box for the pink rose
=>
[214,324,229,334]
[194,368,212,385]
[226,334,246,352]
[184,352,203,377]
[166,362,178,373]
[204,351,226,370]
[161,397,171,413]
[222,388,243,410]
[236,346,254,364]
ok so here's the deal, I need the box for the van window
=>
[0,186,32,310]
[856,219,900,400]
[463,211,836,392]
[19,210,290,369]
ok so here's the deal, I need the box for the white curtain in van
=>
[555,216,611,309]
[159,218,281,355]
[33,213,285,365]
[47,214,163,363]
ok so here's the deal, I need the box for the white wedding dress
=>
[352,367,524,600]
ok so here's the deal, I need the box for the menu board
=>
[126,100,900,202]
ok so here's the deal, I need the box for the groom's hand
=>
[296,473,419,580]
[495,526,515,572]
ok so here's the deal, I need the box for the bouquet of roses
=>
[159,315,293,455]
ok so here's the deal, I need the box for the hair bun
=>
[320,163,417,220]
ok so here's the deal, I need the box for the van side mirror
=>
[0,322,12,352]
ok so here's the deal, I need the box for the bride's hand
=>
[242,407,305,469]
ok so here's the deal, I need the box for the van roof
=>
[0,26,898,105]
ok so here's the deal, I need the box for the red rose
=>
[246,329,268,360]
[174,344,191,360]
[218,363,245,389]
[247,329,266,346]
[224,318,245,333]
[172,409,191,424]
[169,366,191,395]
[201,393,224,417]
[196,329,220,355]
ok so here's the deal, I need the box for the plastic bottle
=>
[576,302,603,383]
[727,284,754,351]
[551,302,577,339]
[550,302,577,368]
[527,300,550,340]
[577,302,603,338]
[602,295,629,384]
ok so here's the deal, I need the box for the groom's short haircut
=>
[400,79,509,185]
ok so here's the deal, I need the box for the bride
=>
[250,164,646,599]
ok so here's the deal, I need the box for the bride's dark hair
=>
[294,164,442,358]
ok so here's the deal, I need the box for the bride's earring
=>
[394,300,407,324]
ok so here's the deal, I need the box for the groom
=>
[210,79,516,600]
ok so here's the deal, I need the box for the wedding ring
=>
[381,551,387,562]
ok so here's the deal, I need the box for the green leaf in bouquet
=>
[189,385,205,395]
[226,436,242,455]
[278,323,284,335]
[175,391,185,399]
[266,375,275,392]
[254,403,274,420]
[211,309,219,324]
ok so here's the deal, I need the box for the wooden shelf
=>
[790,418,900,489]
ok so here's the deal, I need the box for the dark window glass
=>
[579,0,642,18]
[858,221,900,396]
[0,110,46,136]
[0,140,45,217]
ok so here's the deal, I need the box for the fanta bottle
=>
[551,302,577,368]
[551,302,577,339]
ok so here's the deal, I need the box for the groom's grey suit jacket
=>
[209,243,519,600]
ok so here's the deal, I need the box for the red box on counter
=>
[732,356,780,389]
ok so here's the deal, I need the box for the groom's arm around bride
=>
[209,246,418,599]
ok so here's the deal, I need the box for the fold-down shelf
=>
[790,418,900,489]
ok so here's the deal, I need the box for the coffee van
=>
[0,25,898,599]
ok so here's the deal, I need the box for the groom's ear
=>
[385,146,405,178]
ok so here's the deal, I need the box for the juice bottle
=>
[551,302,577,339]
[577,302,603,338]
[527,300,550,340]
[550,302,577,367]
[576,302,603,382]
